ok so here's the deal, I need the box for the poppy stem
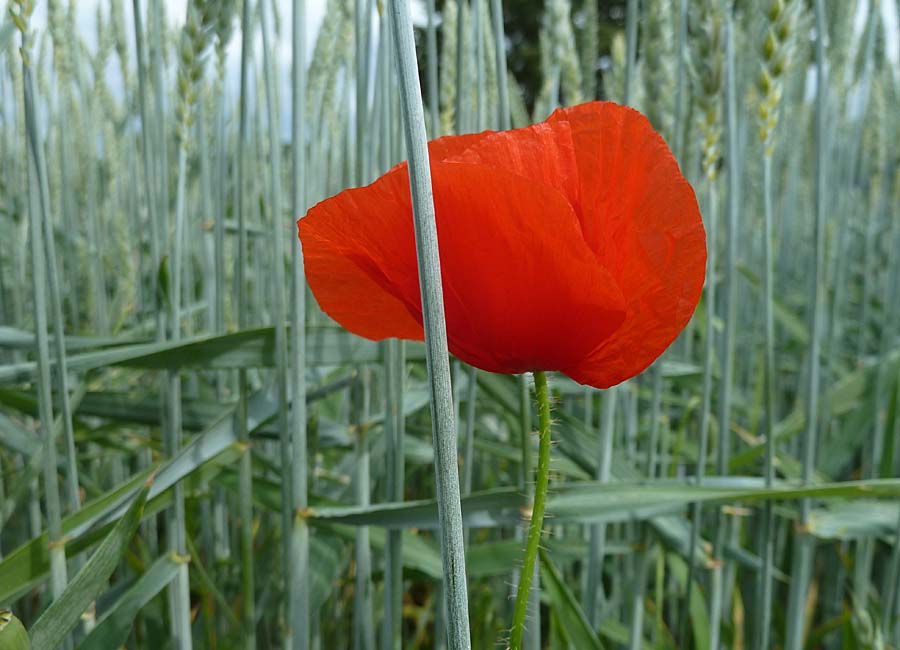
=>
[509,370,552,650]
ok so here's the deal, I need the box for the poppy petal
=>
[447,121,581,216]
[300,156,628,374]
[298,178,424,341]
[548,102,706,388]
[300,101,701,388]
[429,131,492,162]
[298,132,493,342]
[375,161,627,374]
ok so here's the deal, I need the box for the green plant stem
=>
[22,40,70,609]
[351,377,375,650]
[197,98,214,336]
[77,75,108,336]
[214,97,227,341]
[850,96,896,638]
[236,1,257,647]
[473,0,484,130]
[290,0,311,647]
[884,507,900,642]
[455,0,466,133]
[461,366,477,498]
[757,151,777,650]
[585,386,616,626]
[388,1,472,647]
[509,370,539,649]
[131,0,163,338]
[785,2,827,647]
[511,373,538,645]
[619,6,641,630]
[169,88,193,650]
[382,340,405,650]
[518,374,533,493]
[425,0,440,137]
[355,0,370,183]
[679,175,718,650]
[710,10,739,645]
[379,11,404,649]
[490,0,509,130]
[623,0,638,105]
[351,5,375,639]
[853,8,879,361]
[628,543,652,650]
[672,0,687,159]
[150,0,170,257]
[646,365,663,478]
[130,0,163,567]
[32,61,80,528]
[510,370,551,650]
[259,3,292,640]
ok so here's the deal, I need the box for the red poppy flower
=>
[297,101,706,389]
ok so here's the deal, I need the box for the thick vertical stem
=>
[388,1,472,646]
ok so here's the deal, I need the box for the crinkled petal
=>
[297,132,493,342]
[546,102,706,388]
[299,157,627,374]
[298,176,423,341]
[299,101,703,387]
[429,131,492,162]
[448,121,581,216]
[412,161,626,374]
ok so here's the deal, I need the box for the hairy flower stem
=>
[510,370,552,650]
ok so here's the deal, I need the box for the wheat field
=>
[1,0,900,648]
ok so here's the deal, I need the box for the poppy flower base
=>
[509,370,552,650]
